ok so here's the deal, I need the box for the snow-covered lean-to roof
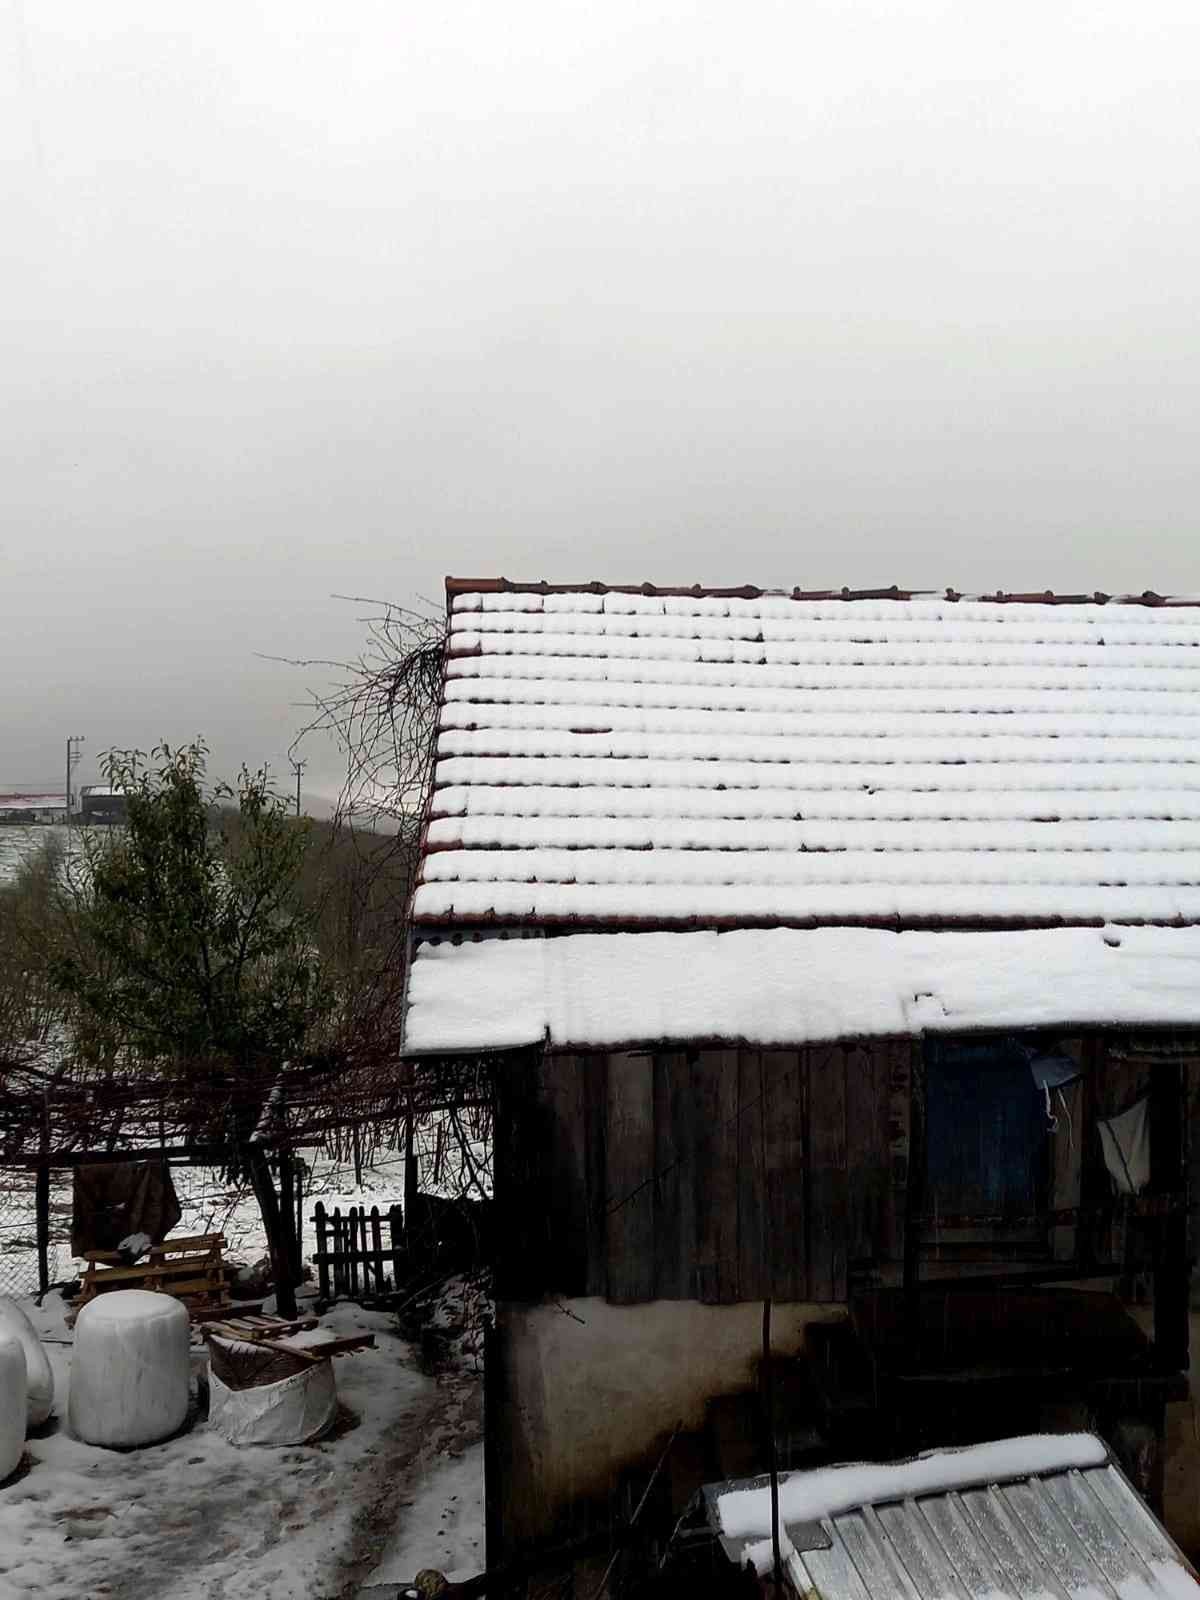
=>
[404,581,1200,1055]
[704,1432,1200,1596]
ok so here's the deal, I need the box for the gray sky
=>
[4,0,1200,801]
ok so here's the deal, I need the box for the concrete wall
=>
[1128,1305,1200,1559]
[493,1295,844,1548]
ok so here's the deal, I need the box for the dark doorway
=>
[923,1036,1049,1238]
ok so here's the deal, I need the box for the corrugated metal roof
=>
[704,1438,1200,1599]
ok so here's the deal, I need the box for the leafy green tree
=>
[49,741,331,1315]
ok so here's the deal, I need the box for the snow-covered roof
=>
[416,583,1200,931]
[405,581,1200,1053]
[0,793,66,812]
[402,924,1200,1053]
[703,1433,1200,1596]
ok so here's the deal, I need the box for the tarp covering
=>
[71,1161,182,1258]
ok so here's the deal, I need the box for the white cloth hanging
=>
[1097,1097,1150,1195]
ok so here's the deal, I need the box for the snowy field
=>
[0,825,68,885]
[1,1285,484,1600]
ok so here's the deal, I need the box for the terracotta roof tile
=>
[413,581,1200,931]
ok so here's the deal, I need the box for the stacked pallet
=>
[68,1233,233,1325]
[202,1311,375,1362]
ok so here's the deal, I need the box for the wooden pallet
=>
[69,1233,232,1324]
[202,1311,375,1363]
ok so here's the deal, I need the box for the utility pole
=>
[290,758,306,819]
[65,734,85,853]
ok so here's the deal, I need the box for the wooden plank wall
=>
[509,1043,905,1305]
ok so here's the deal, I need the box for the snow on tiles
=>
[415,589,1200,942]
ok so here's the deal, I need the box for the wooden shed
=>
[404,580,1200,1584]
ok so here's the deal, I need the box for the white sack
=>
[0,1296,54,1427]
[69,1290,190,1448]
[207,1360,337,1447]
[0,1333,27,1482]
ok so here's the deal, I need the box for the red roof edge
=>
[444,578,1197,607]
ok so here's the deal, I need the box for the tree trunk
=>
[279,1148,303,1284]
[246,1145,298,1319]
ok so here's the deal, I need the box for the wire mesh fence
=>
[0,1171,61,1296]
[0,1106,491,1301]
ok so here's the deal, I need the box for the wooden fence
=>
[311,1201,404,1302]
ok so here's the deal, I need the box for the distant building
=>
[0,793,68,824]
[80,785,129,825]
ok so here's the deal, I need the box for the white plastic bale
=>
[0,1333,27,1481]
[207,1361,337,1446]
[0,1297,54,1428]
[69,1290,190,1448]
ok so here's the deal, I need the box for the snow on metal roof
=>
[0,793,66,812]
[414,583,1200,932]
[703,1433,1200,1598]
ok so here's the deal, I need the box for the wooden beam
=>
[902,1041,927,1358]
[1150,1053,1190,1373]
[605,1052,655,1303]
[14,1143,229,1170]
[1077,1036,1108,1269]
[35,1161,50,1296]
[693,1050,739,1303]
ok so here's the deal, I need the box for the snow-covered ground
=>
[0,1286,484,1600]
[368,1438,484,1589]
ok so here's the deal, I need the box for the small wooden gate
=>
[311,1202,404,1302]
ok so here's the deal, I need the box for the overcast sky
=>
[4,1,1199,800]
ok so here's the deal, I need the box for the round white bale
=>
[69,1291,190,1448]
[0,1296,54,1427]
[0,1333,28,1482]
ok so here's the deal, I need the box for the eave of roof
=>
[444,577,1200,608]
[401,923,1200,1056]
[409,911,1200,932]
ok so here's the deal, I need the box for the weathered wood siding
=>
[498,1042,908,1305]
